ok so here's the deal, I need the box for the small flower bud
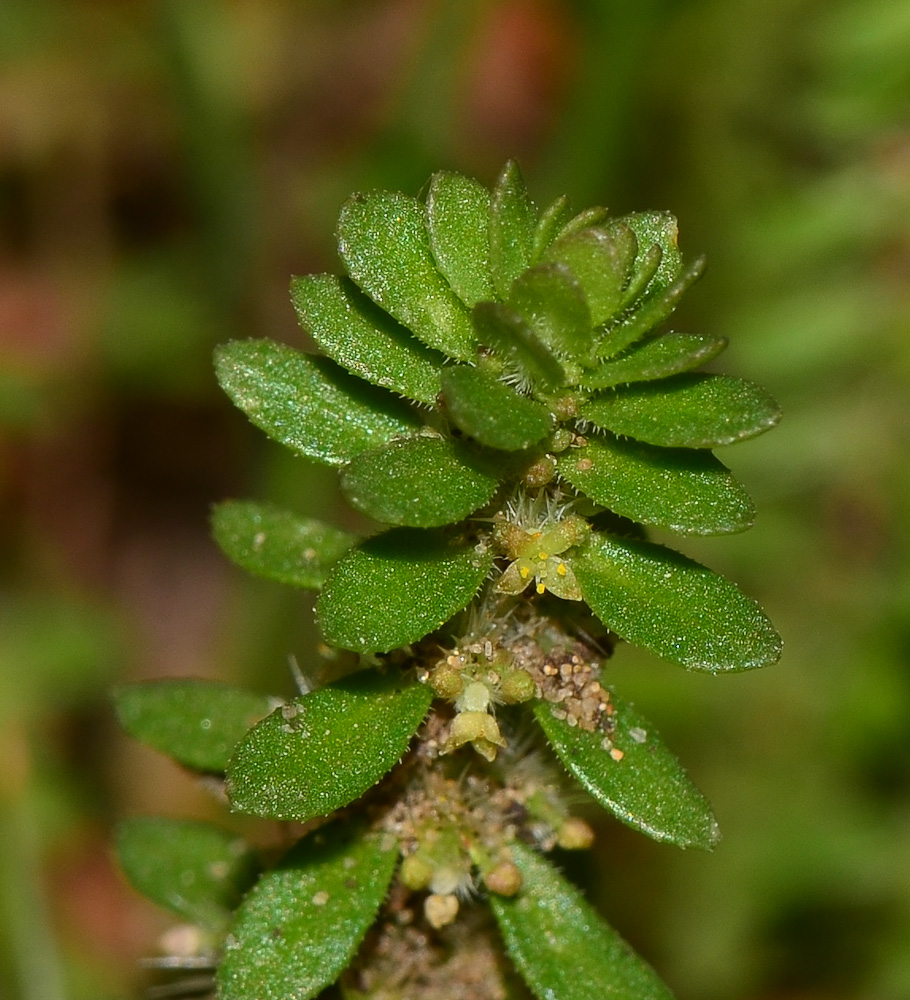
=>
[499,669,536,704]
[549,427,574,453]
[523,455,557,488]
[557,816,595,850]
[430,662,464,700]
[483,861,523,896]
[553,396,579,420]
[400,853,433,891]
[424,893,459,929]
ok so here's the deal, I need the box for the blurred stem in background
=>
[0,724,66,1000]
[158,0,258,317]
[538,0,669,203]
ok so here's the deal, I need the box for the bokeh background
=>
[2,1,909,998]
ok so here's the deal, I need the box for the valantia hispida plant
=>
[114,162,781,1000]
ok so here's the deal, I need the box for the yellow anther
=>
[536,582,546,594]
[520,566,530,579]
[538,551,548,561]
[557,563,567,576]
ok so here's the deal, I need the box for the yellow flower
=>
[495,515,588,600]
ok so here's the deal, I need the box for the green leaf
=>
[215,340,420,465]
[426,171,494,307]
[340,436,501,527]
[554,205,610,242]
[114,680,273,772]
[337,191,476,360]
[490,841,674,1000]
[598,257,706,358]
[616,242,663,311]
[473,301,565,392]
[533,694,720,849]
[557,434,755,535]
[116,817,258,930]
[508,262,592,360]
[218,822,397,1000]
[619,211,684,295]
[490,160,537,298]
[440,365,553,451]
[227,670,432,821]
[579,333,728,390]
[212,500,356,589]
[575,534,782,672]
[544,225,637,327]
[531,194,572,261]
[291,274,444,406]
[582,373,782,448]
[317,529,494,653]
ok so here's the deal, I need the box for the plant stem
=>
[0,721,67,1000]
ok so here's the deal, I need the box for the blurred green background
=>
[1,1,908,998]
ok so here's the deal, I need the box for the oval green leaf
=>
[533,694,720,849]
[426,171,494,307]
[490,160,537,298]
[472,301,565,392]
[227,670,432,820]
[554,205,611,243]
[574,533,782,672]
[579,333,728,390]
[544,225,636,327]
[340,436,501,528]
[557,434,755,535]
[440,365,554,451]
[337,191,476,360]
[218,822,397,1000]
[316,528,494,653]
[212,500,357,589]
[617,242,663,312]
[114,679,273,772]
[531,194,572,260]
[618,211,683,296]
[508,262,592,360]
[215,339,420,465]
[291,274,444,406]
[490,841,674,1000]
[582,373,782,448]
[116,817,258,930]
